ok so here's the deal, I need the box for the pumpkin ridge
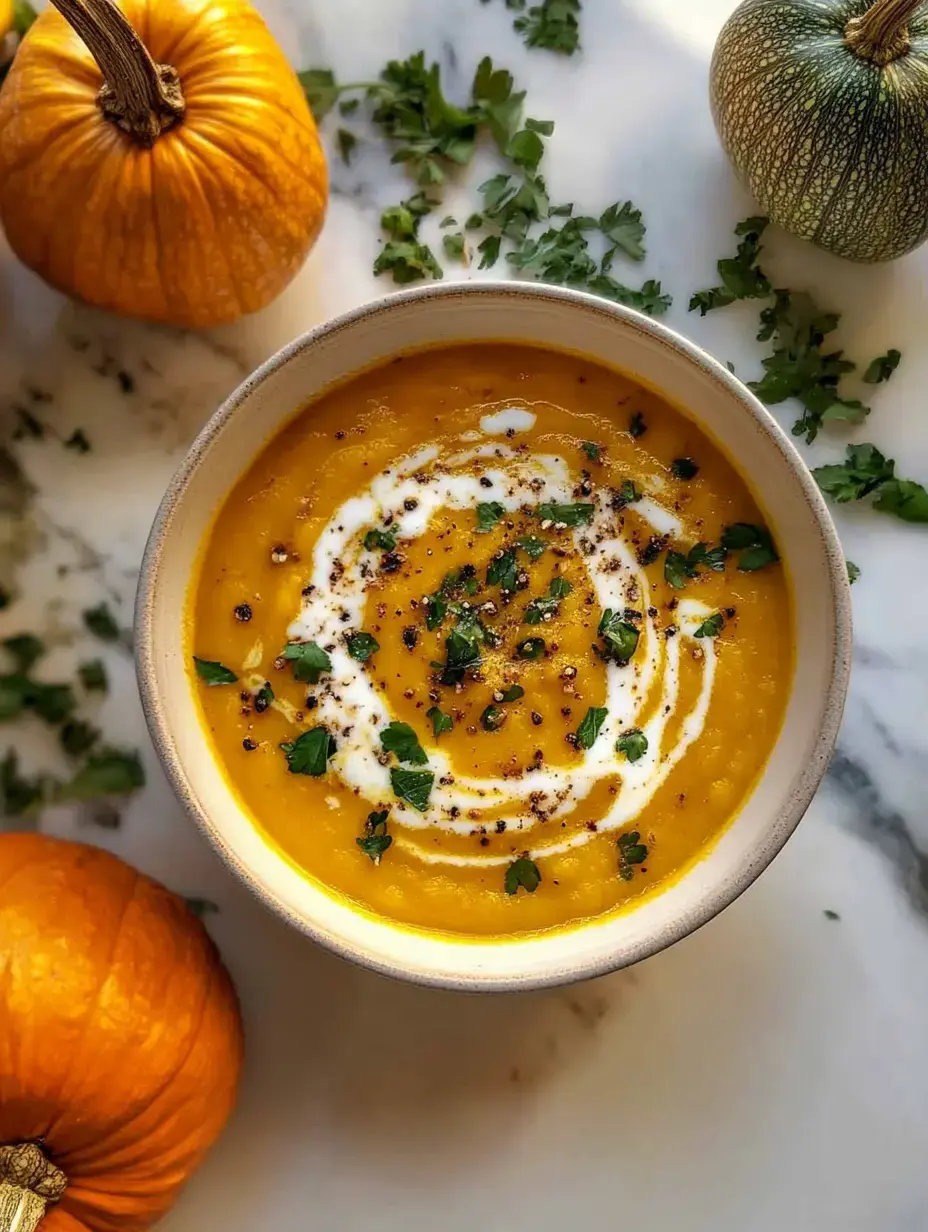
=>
[146,150,175,325]
[183,117,326,199]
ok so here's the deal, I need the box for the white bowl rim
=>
[135,280,852,992]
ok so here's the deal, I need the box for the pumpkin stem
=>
[0,1144,67,1232]
[845,0,924,65]
[47,0,184,145]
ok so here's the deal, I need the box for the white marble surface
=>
[3,1,928,1228]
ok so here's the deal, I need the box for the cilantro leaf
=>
[596,610,639,665]
[720,524,779,571]
[347,632,380,663]
[357,810,392,864]
[427,705,453,737]
[194,657,238,686]
[575,706,607,750]
[694,612,725,638]
[863,349,901,384]
[380,721,428,765]
[536,501,594,527]
[616,729,648,763]
[390,767,434,811]
[476,501,505,532]
[505,855,542,895]
[282,641,331,684]
[83,603,120,643]
[617,830,648,880]
[280,727,336,776]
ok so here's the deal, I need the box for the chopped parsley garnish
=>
[440,622,483,685]
[193,657,238,686]
[487,547,518,591]
[347,632,380,662]
[812,444,928,523]
[616,728,648,763]
[612,479,641,509]
[427,705,454,737]
[363,527,396,552]
[516,636,545,660]
[524,575,572,623]
[78,659,108,692]
[282,641,332,683]
[253,681,274,713]
[27,682,75,725]
[0,750,46,816]
[694,612,725,638]
[499,684,525,702]
[863,349,901,384]
[536,501,594,527]
[425,592,448,630]
[575,705,607,750]
[64,429,90,454]
[443,232,466,260]
[689,216,771,315]
[505,855,542,895]
[390,767,434,811]
[380,721,428,765]
[582,441,602,461]
[481,704,505,731]
[517,534,547,560]
[720,523,779,571]
[337,128,357,165]
[629,410,647,438]
[83,602,120,643]
[357,809,392,864]
[670,457,699,480]
[549,576,572,598]
[476,500,505,532]
[59,718,100,758]
[617,830,648,881]
[847,561,860,584]
[280,726,336,776]
[499,0,582,55]
[3,634,43,673]
[58,748,145,801]
[664,542,726,590]
[375,192,443,284]
[596,610,639,665]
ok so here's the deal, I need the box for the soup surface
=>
[190,343,792,937]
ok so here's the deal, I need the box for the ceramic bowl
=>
[136,282,851,992]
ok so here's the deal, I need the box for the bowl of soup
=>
[136,282,850,990]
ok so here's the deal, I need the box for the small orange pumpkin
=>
[0,0,328,328]
[0,833,244,1232]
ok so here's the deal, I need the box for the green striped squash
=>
[711,0,928,262]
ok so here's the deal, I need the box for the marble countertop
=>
[3,1,928,1228]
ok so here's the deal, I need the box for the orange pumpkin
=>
[0,833,244,1232]
[0,0,328,328]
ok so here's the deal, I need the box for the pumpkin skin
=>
[0,833,244,1232]
[0,1,12,40]
[711,0,928,262]
[0,0,328,328]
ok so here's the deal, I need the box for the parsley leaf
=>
[194,657,238,686]
[812,444,928,522]
[846,561,860,584]
[0,749,47,816]
[83,603,120,643]
[664,542,725,590]
[78,659,108,692]
[380,721,428,765]
[481,703,505,731]
[517,534,547,560]
[689,216,770,314]
[282,641,331,684]
[476,500,505,532]
[253,681,274,713]
[670,457,699,480]
[524,576,572,623]
[391,767,434,811]
[499,684,525,702]
[357,810,392,864]
[629,410,647,438]
[505,855,542,895]
[364,527,396,552]
[873,479,928,523]
[582,441,602,461]
[536,501,594,527]
[617,830,648,880]
[280,727,336,776]
[516,636,545,659]
[487,548,518,592]
[575,706,607,750]
[599,200,646,264]
[427,705,454,737]
[694,612,725,638]
[443,232,466,260]
[596,610,639,665]
[616,729,648,763]
[425,593,448,630]
[337,128,357,165]
[58,747,145,801]
[59,718,100,758]
[3,634,43,673]
[512,0,581,54]
[720,524,779,571]
[298,68,342,120]
[440,619,484,685]
[611,480,641,509]
[863,349,901,384]
[347,632,380,663]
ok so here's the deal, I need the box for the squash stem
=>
[0,1144,67,1232]
[845,0,924,65]
[47,0,185,145]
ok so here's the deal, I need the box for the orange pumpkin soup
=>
[190,343,792,937]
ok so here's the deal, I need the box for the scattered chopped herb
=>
[380,721,428,765]
[28,682,76,725]
[78,659,108,692]
[0,749,47,816]
[3,634,43,673]
[536,501,594,527]
[812,443,928,523]
[582,441,602,461]
[13,408,44,440]
[58,747,145,801]
[516,636,546,660]
[487,547,519,591]
[59,718,100,758]
[549,576,572,598]
[629,410,647,438]
[670,457,699,480]
[499,684,525,702]
[524,575,572,623]
[337,127,357,164]
[390,767,434,811]
[846,560,860,584]
[505,854,542,895]
[193,657,238,686]
[720,523,779,570]
[443,232,466,260]
[280,726,336,776]
[347,632,380,663]
[863,349,901,385]
[253,681,274,712]
[440,621,483,685]
[282,641,332,684]
[64,428,90,454]
[298,67,342,120]
[481,703,505,731]
[694,612,725,638]
[357,809,392,864]
[596,609,639,665]
[616,728,648,763]
[599,200,646,264]
[427,705,454,737]
[824,908,841,921]
[617,829,648,880]
[503,0,581,54]
[612,479,641,509]
[689,216,770,315]
[476,500,505,532]
[425,592,449,630]
[517,534,547,560]
[575,705,607,750]
[83,602,120,643]
[664,542,726,590]
[364,527,397,552]
[375,193,443,284]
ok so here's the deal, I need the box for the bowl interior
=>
[137,284,850,991]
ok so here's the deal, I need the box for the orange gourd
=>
[0,833,244,1232]
[0,0,328,328]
